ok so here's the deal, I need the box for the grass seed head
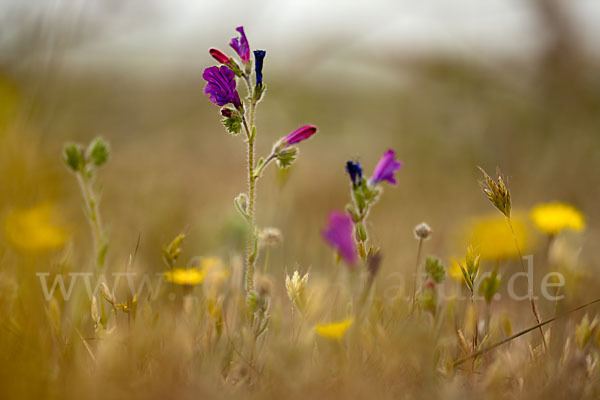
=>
[478,166,511,218]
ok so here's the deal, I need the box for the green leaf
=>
[458,262,473,292]
[221,111,242,135]
[479,265,501,303]
[425,256,445,284]
[275,147,297,169]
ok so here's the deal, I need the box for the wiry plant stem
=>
[411,238,423,313]
[76,171,107,324]
[454,297,600,367]
[506,217,547,351]
[76,173,105,274]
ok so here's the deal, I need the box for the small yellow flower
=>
[460,214,531,261]
[315,318,354,340]
[164,268,207,286]
[4,203,68,252]
[448,258,466,282]
[165,256,226,287]
[530,202,585,236]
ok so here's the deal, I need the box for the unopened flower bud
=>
[345,204,360,223]
[63,143,83,172]
[87,137,110,167]
[355,222,367,242]
[209,48,230,64]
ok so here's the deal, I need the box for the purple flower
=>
[283,125,317,146]
[229,26,250,63]
[322,211,357,266]
[203,66,242,107]
[371,149,402,185]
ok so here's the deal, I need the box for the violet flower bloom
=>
[203,66,242,108]
[283,125,317,146]
[209,48,230,64]
[345,161,362,186]
[370,149,402,185]
[254,50,266,87]
[229,26,250,63]
[322,211,357,266]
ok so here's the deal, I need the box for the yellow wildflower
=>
[164,268,207,286]
[448,258,466,282]
[4,203,68,252]
[460,214,531,261]
[315,318,354,340]
[530,202,585,236]
[165,256,226,286]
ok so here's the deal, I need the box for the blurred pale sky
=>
[1,0,599,72]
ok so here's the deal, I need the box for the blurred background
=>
[1,0,599,296]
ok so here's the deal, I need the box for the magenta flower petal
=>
[209,48,230,64]
[203,66,242,107]
[322,211,357,266]
[371,149,402,185]
[283,125,317,146]
[229,26,250,63]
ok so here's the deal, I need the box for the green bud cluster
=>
[63,136,110,174]
[221,108,243,135]
[346,177,381,261]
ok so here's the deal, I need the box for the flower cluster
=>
[323,149,402,266]
[202,26,318,298]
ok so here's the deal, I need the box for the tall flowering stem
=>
[245,92,257,291]
[344,150,401,261]
[63,137,110,324]
[478,167,547,351]
[411,222,432,313]
[203,27,317,295]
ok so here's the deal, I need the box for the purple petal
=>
[229,26,250,63]
[322,211,357,266]
[371,149,402,185]
[202,66,241,107]
[283,125,317,146]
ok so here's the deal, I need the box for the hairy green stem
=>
[76,171,107,324]
[241,76,258,293]
[246,135,256,291]
[76,173,105,273]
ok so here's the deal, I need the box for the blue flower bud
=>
[253,50,266,87]
[345,161,362,186]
